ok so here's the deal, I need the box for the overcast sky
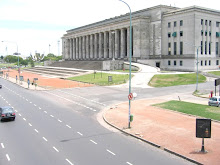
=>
[0,0,219,57]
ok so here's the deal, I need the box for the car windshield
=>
[2,108,14,113]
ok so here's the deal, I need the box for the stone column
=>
[109,31,113,59]
[127,27,130,58]
[76,37,79,59]
[79,37,82,59]
[115,29,120,59]
[90,34,94,59]
[72,38,76,60]
[66,39,70,60]
[94,33,98,59]
[86,35,89,59]
[104,32,108,59]
[62,39,66,60]
[82,36,85,59]
[70,39,73,60]
[99,33,103,59]
[120,28,126,59]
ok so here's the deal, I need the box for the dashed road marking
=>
[6,154,10,161]
[58,119,62,123]
[53,146,59,152]
[77,132,83,136]
[44,111,47,114]
[106,149,116,156]
[29,123,32,127]
[90,140,97,145]
[19,114,22,116]
[66,125,71,129]
[50,115,54,118]
[1,143,5,149]
[66,159,74,165]
[126,162,133,165]
[43,137,48,142]
[34,129,39,133]
[23,118,26,121]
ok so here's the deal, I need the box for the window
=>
[209,21,211,26]
[174,42,177,55]
[205,41,207,54]
[168,32,171,38]
[201,30,203,36]
[168,42,171,55]
[216,60,219,65]
[180,61,183,66]
[180,42,183,55]
[180,31,183,37]
[201,60,203,66]
[201,19,203,25]
[174,60,176,66]
[205,60,207,66]
[216,42,219,55]
[217,22,220,27]
[180,20,183,26]
[168,22,171,28]
[209,31,211,36]
[174,21,176,27]
[201,41,203,54]
[205,31,207,36]
[209,42,211,55]
[168,60,171,65]
[209,60,211,65]
[205,20,207,25]
[172,32,177,37]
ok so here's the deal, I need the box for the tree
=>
[0,56,3,60]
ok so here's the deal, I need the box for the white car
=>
[208,96,220,107]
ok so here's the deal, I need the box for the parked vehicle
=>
[0,106,16,121]
[0,84,2,88]
[208,96,220,107]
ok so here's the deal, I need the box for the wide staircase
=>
[50,60,103,70]
[23,66,90,78]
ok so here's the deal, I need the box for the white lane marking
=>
[126,162,133,165]
[77,132,83,136]
[39,107,41,110]
[34,129,39,133]
[30,102,32,104]
[44,111,47,114]
[43,137,48,142]
[53,146,59,152]
[90,140,97,144]
[26,99,28,101]
[50,115,54,118]
[6,154,10,161]
[66,125,71,129]
[1,143,5,149]
[23,118,26,121]
[15,110,18,112]
[29,123,32,127]
[106,149,116,156]
[34,104,37,106]
[66,159,74,165]
[19,114,22,116]
[58,119,62,123]
[9,104,11,106]
[6,101,8,103]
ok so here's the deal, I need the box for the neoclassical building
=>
[62,5,220,71]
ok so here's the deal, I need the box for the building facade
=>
[62,5,220,71]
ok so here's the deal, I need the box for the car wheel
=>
[12,118,15,121]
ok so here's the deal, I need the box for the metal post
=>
[119,0,132,128]
[201,138,205,152]
[196,48,199,91]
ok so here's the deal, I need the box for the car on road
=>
[208,96,220,107]
[0,106,16,121]
[0,84,2,88]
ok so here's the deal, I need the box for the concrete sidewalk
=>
[103,96,220,165]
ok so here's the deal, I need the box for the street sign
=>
[215,78,220,86]
[128,93,133,100]
[108,76,112,82]
[196,118,211,138]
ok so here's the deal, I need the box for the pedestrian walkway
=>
[103,96,220,165]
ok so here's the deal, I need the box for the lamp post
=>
[119,0,132,128]
[57,41,60,56]
[2,41,20,82]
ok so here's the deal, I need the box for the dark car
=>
[0,106,16,121]
[0,84,2,88]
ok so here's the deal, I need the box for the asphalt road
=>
[0,77,212,165]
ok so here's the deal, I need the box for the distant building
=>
[62,5,220,71]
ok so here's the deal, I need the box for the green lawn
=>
[68,72,131,86]
[153,100,220,121]
[208,71,220,76]
[149,73,206,87]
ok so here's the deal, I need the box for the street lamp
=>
[119,0,132,128]
[57,40,60,56]
[184,42,202,91]
[2,41,20,82]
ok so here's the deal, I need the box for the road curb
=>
[102,107,202,165]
